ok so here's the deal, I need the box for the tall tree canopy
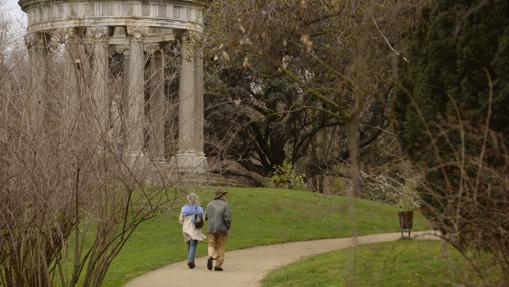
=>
[204,0,421,188]
[393,0,509,278]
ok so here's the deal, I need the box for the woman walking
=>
[179,192,206,269]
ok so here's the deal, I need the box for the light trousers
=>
[208,233,228,268]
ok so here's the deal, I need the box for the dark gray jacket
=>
[205,199,231,234]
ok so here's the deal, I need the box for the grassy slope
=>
[103,187,431,287]
[262,240,483,287]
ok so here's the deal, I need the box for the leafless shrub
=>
[403,76,509,286]
[0,25,180,287]
[415,125,508,285]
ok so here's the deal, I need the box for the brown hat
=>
[214,189,228,199]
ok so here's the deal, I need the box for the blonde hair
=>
[186,192,199,204]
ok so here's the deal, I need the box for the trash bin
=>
[399,211,413,238]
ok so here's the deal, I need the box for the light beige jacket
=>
[179,211,206,242]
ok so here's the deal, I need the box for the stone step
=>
[147,161,245,187]
[174,173,243,187]
[148,171,243,187]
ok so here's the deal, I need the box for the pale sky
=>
[1,0,26,49]
[1,0,24,20]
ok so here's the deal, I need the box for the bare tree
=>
[203,1,428,286]
[410,83,509,286]
[205,0,427,195]
[0,23,180,286]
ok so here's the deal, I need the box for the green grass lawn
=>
[262,240,491,287]
[102,187,431,287]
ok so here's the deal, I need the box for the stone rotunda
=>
[20,0,208,174]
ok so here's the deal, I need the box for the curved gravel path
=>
[124,231,438,287]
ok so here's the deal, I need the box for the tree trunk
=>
[346,115,361,198]
[344,114,361,287]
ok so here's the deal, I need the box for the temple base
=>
[170,151,208,174]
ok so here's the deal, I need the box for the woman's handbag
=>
[194,212,204,228]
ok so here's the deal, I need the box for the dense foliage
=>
[205,67,338,181]
[394,0,509,281]
[394,0,509,153]
[203,0,413,187]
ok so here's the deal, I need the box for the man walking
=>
[205,189,231,271]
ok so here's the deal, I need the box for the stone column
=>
[63,28,79,125]
[88,27,110,139]
[44,30,68,131]
[25,32,48,126]
[126,27,148,159]
[121,47,130,150]
[194,45,205,156]
[178,35,195,153]
[146,44,166,161]
[173,34,207,173]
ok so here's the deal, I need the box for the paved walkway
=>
[124,231,438,287]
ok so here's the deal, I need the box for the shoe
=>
[187,262,195,269]
[214,267,223,271]
[207,257,213,271]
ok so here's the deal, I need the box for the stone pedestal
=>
[172,152,208,173]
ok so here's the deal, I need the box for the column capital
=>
[64,28,78,42]
[144,43,160,55]
[48,29,66,53]
[179,32,191,44]
[180,33,195,64]
[50,29,66,43]
[186,30,203,41]
[113,44,129,56]
[24,32,38,49]
[179,30,203,45]
[87,27,109,41]
[127,27,149,40]
[25,32,48,49]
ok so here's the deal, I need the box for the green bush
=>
[264,161,306,190]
